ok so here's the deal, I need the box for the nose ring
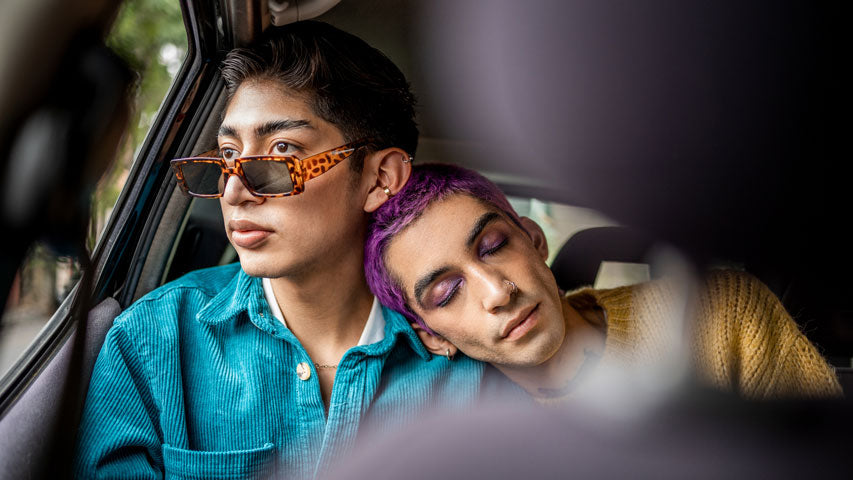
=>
[504,280,518,295]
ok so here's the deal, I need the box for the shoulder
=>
[692,268,796,366]
[701,268,765,292]
[112,263,244,331]
[697,268,781,318]
[138,262,243,302]
[696,270,842,397]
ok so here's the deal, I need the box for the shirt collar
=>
[373,305,431,361]
[196,266,264,326]
[358,297,386,346]
[195,267,429,360]
[262,277,386,346]
[261,277,429,360]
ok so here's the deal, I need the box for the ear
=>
[410,322,459,358]
[519,216,549,262]
[363,147,412,213]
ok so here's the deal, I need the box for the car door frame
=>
[0,0,237,476]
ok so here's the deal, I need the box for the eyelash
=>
[219,147,238,160]
[480,236,508,257]
[434,235,509,308]
[216,141,300,159]
[436,279,462,308]
[272,141,292,155]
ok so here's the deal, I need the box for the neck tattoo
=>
[536,348,601,399]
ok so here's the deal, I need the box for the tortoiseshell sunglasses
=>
[170,139,372,198]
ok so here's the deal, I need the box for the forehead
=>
[221,79,339,140]
[407,194,492,238]
[386,194,500,283]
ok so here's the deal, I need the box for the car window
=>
[507,195,616,265]
[0,0,186,379]
[90,0,186,247]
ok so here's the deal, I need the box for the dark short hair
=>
[220,21,418,170]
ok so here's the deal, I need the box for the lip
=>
[500,303,539,340]
[228,219,273,249]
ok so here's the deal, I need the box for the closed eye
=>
[434,278,463,308]
[479,236,508,257]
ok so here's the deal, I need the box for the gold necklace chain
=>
[314,363,338,369]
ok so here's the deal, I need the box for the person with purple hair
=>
[365,163,842,402]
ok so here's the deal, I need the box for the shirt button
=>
[296,362,311,381]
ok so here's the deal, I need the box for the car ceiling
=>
[278,2,852,273]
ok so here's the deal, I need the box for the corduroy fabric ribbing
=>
[566,269,842,399]
[74,263,517,479]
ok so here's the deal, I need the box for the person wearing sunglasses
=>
[365,163,842,403]
[75,22,514,479]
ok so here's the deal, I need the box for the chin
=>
[238,261,276,279]
[240,254,317,280]
[489,343,554,369]
[236,253,284,278]
[519,332,565,367]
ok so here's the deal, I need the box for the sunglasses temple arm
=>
[301,148,357,182]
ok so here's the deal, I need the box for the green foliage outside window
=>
[90,0,187,248]
[1,0,187,377]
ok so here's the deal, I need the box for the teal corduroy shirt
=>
[74,263,513,479]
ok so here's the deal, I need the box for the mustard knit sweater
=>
[565,269,842,399]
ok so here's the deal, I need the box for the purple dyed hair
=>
[364,163,523,334]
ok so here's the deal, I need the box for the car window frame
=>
[0,0,225,416]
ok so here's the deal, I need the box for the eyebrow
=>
[413,266,450,310]
[217,119,313,140]
[411,211,503,308]
[466,212,502,248]
[218,124,237,138]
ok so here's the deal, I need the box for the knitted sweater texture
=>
[566,269,842,399]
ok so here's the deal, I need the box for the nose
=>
[221,169,264,206]
[474,267,513,313]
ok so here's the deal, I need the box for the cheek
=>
[538,262,561,295]
[219,201,236,230]
[430,310,490,349]
[518,245,558,289]
[309,159,360,192]
[304,172,363,217]
[270,184,346,220]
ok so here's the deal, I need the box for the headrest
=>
[550,226,656,291]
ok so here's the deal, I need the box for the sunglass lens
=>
[241,159,294,195]
[180,162,224,195]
